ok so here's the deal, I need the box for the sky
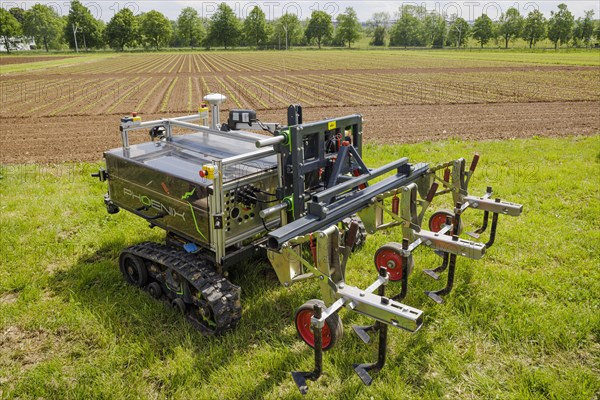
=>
[3,1,599,22]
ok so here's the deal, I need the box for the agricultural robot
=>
[93,94,522,393]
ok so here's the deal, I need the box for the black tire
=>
[294,299,343,351]
[172,298,186,314]
[340,214,367,251]
[119,253,148,287]
[147,282,162,299]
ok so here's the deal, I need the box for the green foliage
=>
[139,10,172,50]
[335,7,362,48]
[271,13,302,49]
[0,8,22,53]
[389,6,423,47]
[243,6,267,48]
[472,14,494,48]
[547,3,575,48]
[572,10,595,47]
[498,8,524,49]
[448,17,470,48]
[23,4,65,52]
[366,12,390,46]
[64,0,104,50]
[1,136,599,399]
[104,9,138,51]
[8,7,26,25]
[305,10,333,49]
[206,3,241,49]
[422,12,446,47]
[521,10,546,49]
[176,7,204,48]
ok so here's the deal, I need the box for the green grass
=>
[1,136,599,399]
[0,53,117,74]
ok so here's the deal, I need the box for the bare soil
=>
[1,101,598,163]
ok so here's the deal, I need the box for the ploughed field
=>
[1,51,599,163]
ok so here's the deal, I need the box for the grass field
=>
[1,135,598,399]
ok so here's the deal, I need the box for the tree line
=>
[1,2,599,53]
[380,4,598,49]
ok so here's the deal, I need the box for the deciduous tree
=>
[0,9,22,53]
[366,12,390,46]
[521,9,546,48]
[272,13,302,49]
[139,10,172,50]
[105,8,138,51]
[498,7,523,49]
[389,6,423,47]
[335,7,361,48]
[305,10,333,49]
[572,10,595,46]
[243,6,267,48]
[177,7,204,48]
[547,3,574,49]
[422,12,446,47]
[472,14,494,48]
[206,3,241,49]
[65,1,104,50]
[23,4,65,52]
[448,17,470,48]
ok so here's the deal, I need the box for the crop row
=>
[19,51,576,77]
[2,68,598,118]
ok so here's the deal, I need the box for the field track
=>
[1,51,598,163]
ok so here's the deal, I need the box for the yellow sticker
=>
[328,121,337,130]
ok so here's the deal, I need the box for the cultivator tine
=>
[423,216,452,280]
[485,211,500,249]
[425,204,463,304]
[425,252,457,304]
[353,322,388,386]
[423,251,450,281]
[352,324,377,344]
[353,268,389,386]
[291,304,324,395]
[467,210,489,239]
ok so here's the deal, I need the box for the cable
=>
[261,217,272,232]
[255,119,274,134]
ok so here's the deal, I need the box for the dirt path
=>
[1,101,598,164]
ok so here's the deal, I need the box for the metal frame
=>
[100,103,524,394]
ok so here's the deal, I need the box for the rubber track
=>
[122,242,242,334]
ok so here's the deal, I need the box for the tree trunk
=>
[348,41,351,49]
[44,37,49,52]
[505,35,509,49]
[3,37,10,53]
[318,38,321,49]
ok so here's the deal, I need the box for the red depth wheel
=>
[429,209,461,234]
[294,299,343,351]
[374,242,414,281]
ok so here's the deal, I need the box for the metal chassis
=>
[117,113,280,268]
[109,106,523,393]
